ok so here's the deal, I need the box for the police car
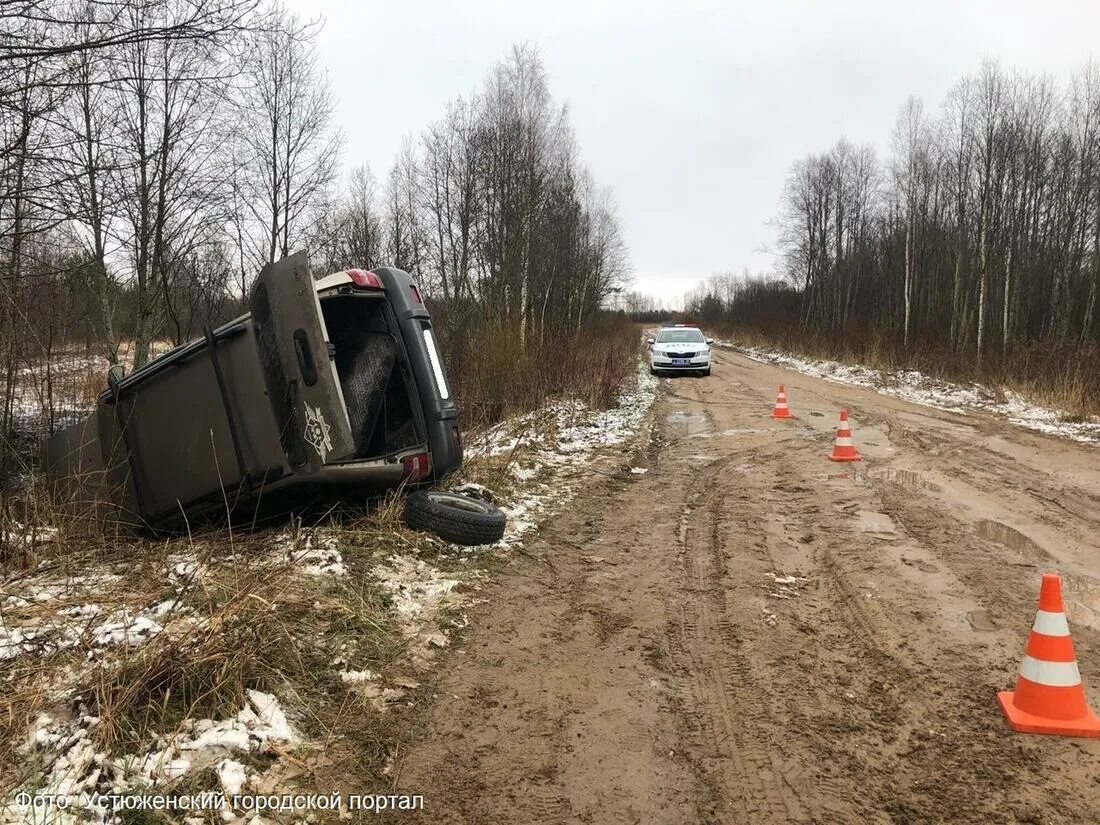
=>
[647,324,714,376]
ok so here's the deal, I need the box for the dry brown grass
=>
[2,323,647,804]
[441,315,640,431]
[0,414,539,799]
[714,323,1100,420]
[0,493,435,799]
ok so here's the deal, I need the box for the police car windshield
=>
[656,329,705,343]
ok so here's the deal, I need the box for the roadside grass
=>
[0,492,447,803]
[0,411,590,805]
[441,314,640,431]
[0,322,649,809]
[714,325,1100,421]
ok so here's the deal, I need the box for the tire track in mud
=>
[662,370,1063,824]
[663,376,816,823]
[873,408,1100,537]
[396,351,1100,825]
[669,461,810,823]
[807,441,1094,822]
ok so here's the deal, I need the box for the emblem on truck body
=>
[303,404,334,461]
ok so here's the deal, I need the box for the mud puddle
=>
[974,519,1043,557]
[866,467,943,492]
[666,410,711,437]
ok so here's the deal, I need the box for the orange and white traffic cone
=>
[828,410,862,462]
[771,385,793,419]
[998,573,1100,737]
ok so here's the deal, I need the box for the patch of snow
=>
[0,625,41,660]
[732,344,1100,444]
[275,530,348,577]
[0,522,58,546]
[370,555,464,667]
[217,758,249,796]
[509,464,538,481]
[169,557,203,583]
[90,611,164,649]
[466,358,659,547]
[4,691,299,824]
[339,669,379,684]
[372,555,459,622]
[766,572,807,601]
[59,604,102,620]
[0,596,188,663]
[629,467,648,475]
[241,689,297,744]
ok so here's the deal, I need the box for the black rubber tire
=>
[405,491,507,546]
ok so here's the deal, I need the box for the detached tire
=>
[405,491,507,546]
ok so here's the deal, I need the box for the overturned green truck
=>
[45,252,468,531]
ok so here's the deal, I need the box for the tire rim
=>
[428,492,493,514]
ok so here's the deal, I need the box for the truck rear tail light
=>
[451,425,463,451]
[401,453,430,481]
[410,285,423,305]
[346,269,385,289]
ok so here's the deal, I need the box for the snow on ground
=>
[729,344,1100,444]
[8,344,175,433]
[0,571,182,663]
[8,354,109,434]
[369,355,659,666]
[467,359,659,544]
[0,524,59,547]
[274,529,348,576]
[370,553,466,669]
[3,690,298,824]
[2,356,660,818]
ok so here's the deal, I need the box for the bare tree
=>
[232,5,342,274]
[771,60,1100,369]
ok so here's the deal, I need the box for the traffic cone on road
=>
[828,410,862,462]
[998,573,1100,737]
[771,385,794,419]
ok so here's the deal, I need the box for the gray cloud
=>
[287,0,1099,302]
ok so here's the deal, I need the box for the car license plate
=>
[672,358,690,365]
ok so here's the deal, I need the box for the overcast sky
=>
[285,0,1099,305]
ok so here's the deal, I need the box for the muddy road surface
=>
[394,348,1100,824]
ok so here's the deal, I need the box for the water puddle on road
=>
[866,468,943,493]
[855,511,898,538]
[974,519,1043,556]
[665,411,711,437]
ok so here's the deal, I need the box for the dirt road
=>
[394,348,1100,824]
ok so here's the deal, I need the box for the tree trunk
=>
[977,199,989,365]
